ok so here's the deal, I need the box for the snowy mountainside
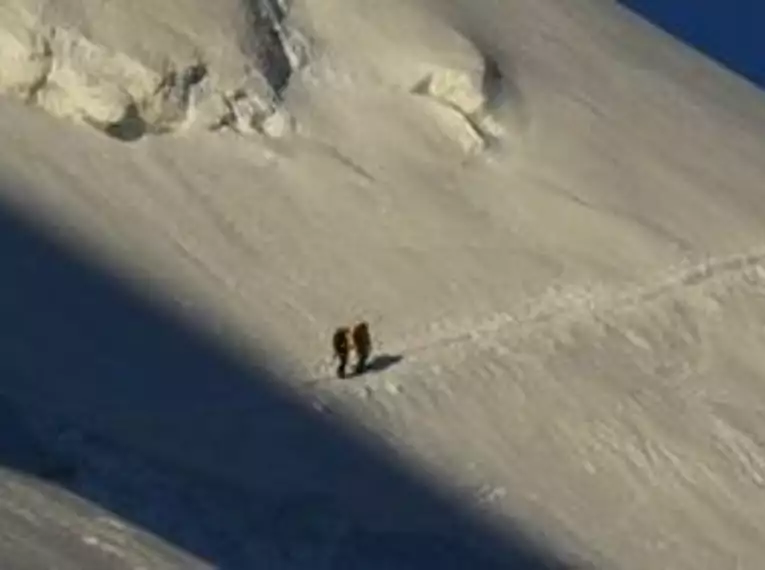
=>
[0,0,765,568]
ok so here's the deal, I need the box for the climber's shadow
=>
[364,353,404,374]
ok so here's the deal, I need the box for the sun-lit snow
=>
[1,0,765,568]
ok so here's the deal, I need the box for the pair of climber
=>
[332,321,372,378]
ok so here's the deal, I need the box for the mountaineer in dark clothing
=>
[332,326,351,378]
[351,321,372,376]
[332,321,373,378]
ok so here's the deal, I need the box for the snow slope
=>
[1,0,765,567]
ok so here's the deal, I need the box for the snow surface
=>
[1,0,765,568]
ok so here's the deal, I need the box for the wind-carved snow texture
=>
[0,1,306,141]
[303,248,765,568]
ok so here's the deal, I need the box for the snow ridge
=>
[0,1,305,141]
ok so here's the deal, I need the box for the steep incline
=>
[1,0,765,568]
